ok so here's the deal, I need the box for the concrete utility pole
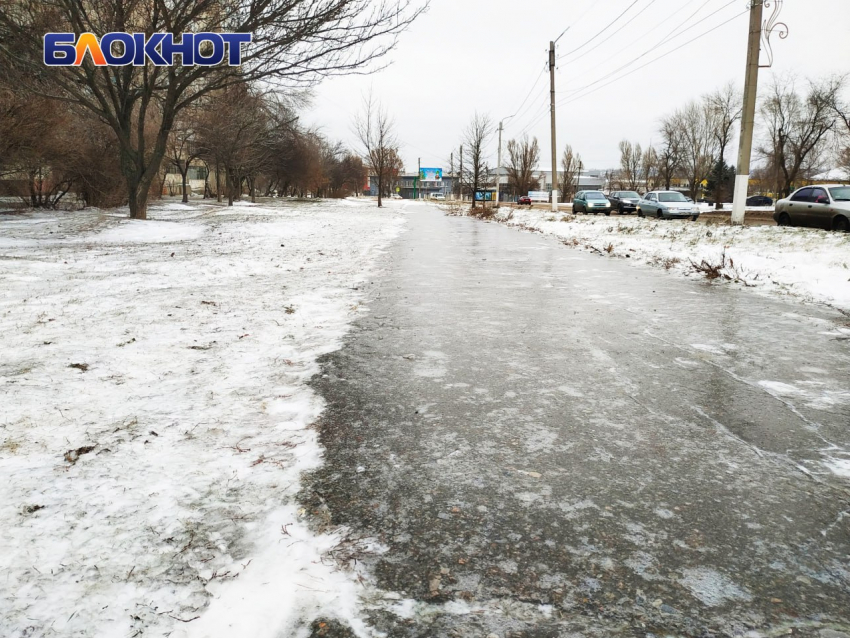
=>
[459,145,463,202]
[731,1,764,226]
[417,157,421,200]
[496,121,503,208]
[450,151,454,200]
[549,40,558,212]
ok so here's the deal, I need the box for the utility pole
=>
[459,144,463,202]
[731,1,764,226]
[450,151,454,200]
[417,157,421,200]
[496,121,503,207]
[549,40,558,212]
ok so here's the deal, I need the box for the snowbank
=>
[492,207,850,311]
[0,199,405,638]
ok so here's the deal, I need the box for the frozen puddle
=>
[679,567,753,607]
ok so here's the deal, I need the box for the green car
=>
[573,191,611,215]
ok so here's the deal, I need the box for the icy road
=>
[305,206,850,637]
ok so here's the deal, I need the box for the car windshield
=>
[829,186,850,201]
[619,191,640,198]
[658,192,688,202]
[586,192,606,200]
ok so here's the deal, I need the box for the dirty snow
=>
[0,198,406,638]
[491,207,850,310]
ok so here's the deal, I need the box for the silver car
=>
[638,191,700,220]
[773,184,850,232]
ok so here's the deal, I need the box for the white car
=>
[431,193,446,201]
[638,191,700,220]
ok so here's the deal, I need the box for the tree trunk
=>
[181,167,189,203]
[215,162,222,203]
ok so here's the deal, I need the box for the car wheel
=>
[777,212,791,227]
[604,210,611,216]
[656,210,663,219]
[691,215,699,222]
[637,209,644,218]
[834,215,850,232]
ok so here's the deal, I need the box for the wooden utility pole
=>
[549,41,558,212]
[731,1,764,225]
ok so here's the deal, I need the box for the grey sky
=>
[305,0,850,173]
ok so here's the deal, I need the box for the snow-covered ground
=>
[0,198,406,638]
[489,207,850,311]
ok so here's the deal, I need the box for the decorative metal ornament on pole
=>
[731,0,788,226]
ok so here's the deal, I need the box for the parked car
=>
[431,193,446,200]
[746,195,773,207]
[773,184,850,231]
[638,191,700,220]
[391,193,402,199]
[518,196,533,206]
[573,191,612,215]
[607,190,642,214]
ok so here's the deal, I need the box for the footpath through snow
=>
[0,198,406,638]
[485,206,850,312]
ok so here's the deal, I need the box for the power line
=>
[516,3,747,136]
[556,0,644,61]
[558,6,749,107]
[556,0,739,105]
[506,62,548,120]
[569,0,705,80]
[557,0,660,67]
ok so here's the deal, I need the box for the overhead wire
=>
[556,0,644,61]
[555,0,739,104]
[516,1,747,136]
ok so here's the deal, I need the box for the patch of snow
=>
[824,458,850,478]
[493,208,850,310]
[0,199,405,638]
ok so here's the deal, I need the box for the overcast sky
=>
[304,0,850,173]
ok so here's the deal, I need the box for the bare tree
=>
[461,113,493,209]
[757,77,839,197]
[674,101,717,199]
[505,135,540,198]
[640,146,658,193]
[0,0,426,219]
[618,140,642,190]
[705,83,742,208]
[355,93,398,208]
[165,109,203,204]
[559,144,581,202]
[657,116,683,191]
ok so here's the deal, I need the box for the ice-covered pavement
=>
[0,198,405,638]
[306,206,850,637]
[491,207,850,311]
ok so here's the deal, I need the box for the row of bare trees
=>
[0,0,425,218]
[614,76,849,203]
[0,76,368,209]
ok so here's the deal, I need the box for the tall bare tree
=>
[674,101,717,199]
[355,93,398,208]
[461,113,492,210]
[0,0,426,218]
[705,83,742,208]
[559,144,581,203]
[640,146,658,193]
[757,77,839,197]
[618,140,642,190]
[505,135,540,198]
[657,116,683,191]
